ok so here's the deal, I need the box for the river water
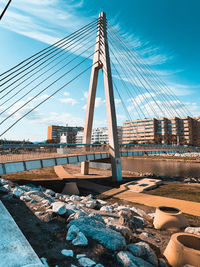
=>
[90,158,200,178]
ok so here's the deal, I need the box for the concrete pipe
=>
[164,232,200,267]
[62,182,79,195]
[153,206,188,231]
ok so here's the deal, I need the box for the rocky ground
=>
[1,176,200,267]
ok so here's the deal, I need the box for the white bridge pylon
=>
[81,12,122,182]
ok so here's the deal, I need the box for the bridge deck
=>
[0,148,198,175]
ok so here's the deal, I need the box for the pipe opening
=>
[159,206,180,214]
[177,234,200,250]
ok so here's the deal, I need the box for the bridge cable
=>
[107,29,174,118]
[0,48,98,127]
[0,60,98,137]
[0,21,98,92]
[0,18,98,79]
[0,30,98,109]
[108,34,163,118]
[107,24,191,117]
[108,44,154,118]
[107,25,181,117]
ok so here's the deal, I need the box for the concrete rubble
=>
[1,177,195,267]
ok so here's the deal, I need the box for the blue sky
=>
[0,0,200,141]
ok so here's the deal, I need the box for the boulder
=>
[61,249,74,257]
[13,188,23,198]
[66,225,80,241]
[76,254,86,259]
[127,242,158,266]
[116,251,153,267]
[68,217,126,251]
[52,202,67,215]
[45,189,55,196]
[72,232,88,246]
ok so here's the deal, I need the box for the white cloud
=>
[0,0,91,46]
[63,92,70,96]
[95,97,105,108]
[59,97,77,105]
[82,97,105,109]
[115,98,121,105]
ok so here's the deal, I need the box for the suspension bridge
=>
[0,12,198,180]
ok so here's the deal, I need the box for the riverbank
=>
[122,155,200,163]
[1,176,200,267]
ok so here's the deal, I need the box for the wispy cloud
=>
[59,97,78,105]
[0,0,90,45]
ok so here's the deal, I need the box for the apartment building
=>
[47,125,83,143]
[76,127,123,144]
[122,116,200,146]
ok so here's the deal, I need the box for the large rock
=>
[61,249,74,257]
[68,217,126,251]
[127,242,158,266]
[45,189,55,196]
[72,232,88,246]
[116,251,153,267]
[78,257,96,267]
[13,188,24,198]
[119,210,145,229]
[52,202,67,215]
[66,225,80,241]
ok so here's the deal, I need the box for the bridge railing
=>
[0,143,110,163]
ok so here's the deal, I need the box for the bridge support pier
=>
[81,12,122,182]
[81,161,89,175]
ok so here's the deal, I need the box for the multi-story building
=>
[122,116,200,146]
[47,125,83,143]
[76,127,123,144]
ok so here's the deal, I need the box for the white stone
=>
[185,227,200,236]
[20,195,32,202]
[61,249,74,257]
[78,257,96,267]
[76,254,86,259]
[70,195,81,201]
[72,232,88,246]
[117,251,153,267]
[86,200,97,209]
[100,206,113,213]
[0,178,9,185]
[96,199,107,206]
[66,225,80,241]
[13,188,23,198]
[117,205,130,211]
[95,264,104,267]
[45,189,55,196]
[52,202,66,215]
